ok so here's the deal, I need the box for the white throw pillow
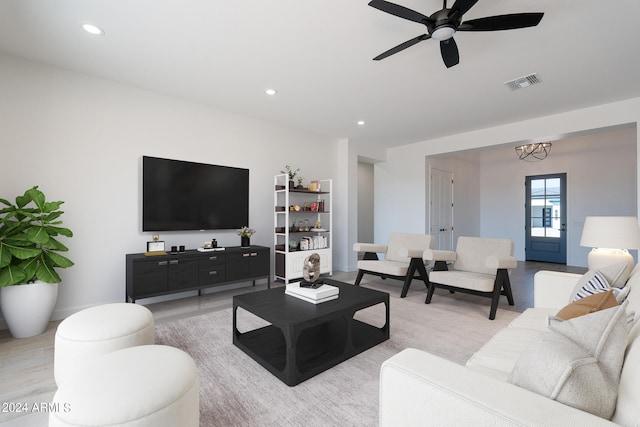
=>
[508,302,629,420]
[598,262,632,288]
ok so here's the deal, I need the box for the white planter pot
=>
[1,281,58,338]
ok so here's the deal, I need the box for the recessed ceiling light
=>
[265,89,277,96]
[357,120,366,126]
[82,24,105,36]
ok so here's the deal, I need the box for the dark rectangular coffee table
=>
[232,279,390,386]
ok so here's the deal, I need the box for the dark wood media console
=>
[126,245,270,303]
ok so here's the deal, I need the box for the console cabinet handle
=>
[243,253,250,257]
[209,270,217,275]
[250,253,258,257]
[158,261,168,266]
[169,260,179,265]
[209,256,217,261]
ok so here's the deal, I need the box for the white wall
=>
[372,98,640,263]
[0,54,340,321]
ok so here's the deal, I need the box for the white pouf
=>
[54,303,155,386]
[49,345,199,427]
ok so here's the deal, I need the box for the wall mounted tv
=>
[142,156,249,231]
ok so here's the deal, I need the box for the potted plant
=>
[237,226,256,248]
[0,186,74,338]
[281,165,300,189]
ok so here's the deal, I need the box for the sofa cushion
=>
[508,302,628,420]
[356,260,414,277]
[429,270,496,292]
[557,290,618,320]
[507,307,558,331]
[466,327,544,381]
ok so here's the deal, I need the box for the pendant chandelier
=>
[515,142,551,161]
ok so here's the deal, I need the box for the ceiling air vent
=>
[504,73,542,91]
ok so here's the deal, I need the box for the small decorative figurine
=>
[300,253,322,288]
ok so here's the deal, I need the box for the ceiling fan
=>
[369,0,543,68]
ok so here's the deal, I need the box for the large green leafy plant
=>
[0,186,74,286]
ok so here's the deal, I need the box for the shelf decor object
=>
[580,216,640,272]
[274,174,332,284]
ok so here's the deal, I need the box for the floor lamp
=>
[580,216,640,272]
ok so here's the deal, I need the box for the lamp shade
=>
[580,216,640,249]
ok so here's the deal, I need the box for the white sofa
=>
[379,265,640,426]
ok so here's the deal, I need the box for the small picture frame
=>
[147,240,165,252]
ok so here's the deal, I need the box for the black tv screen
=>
[142,156,249,231]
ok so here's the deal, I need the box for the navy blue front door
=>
[525,173,567,263]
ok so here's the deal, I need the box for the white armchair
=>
[353,233,434,297]
[424,236,517,320]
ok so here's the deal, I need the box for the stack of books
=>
[285,283,339,304]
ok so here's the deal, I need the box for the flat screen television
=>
[142,156,249,231]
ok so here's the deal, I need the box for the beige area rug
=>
[154,278,521,427]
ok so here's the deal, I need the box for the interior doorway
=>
[429,168,454,250]
[357,161,375,247]
[525,173,567,263]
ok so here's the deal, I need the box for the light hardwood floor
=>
[0,262,584,426]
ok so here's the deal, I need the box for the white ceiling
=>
[1,0,639,148]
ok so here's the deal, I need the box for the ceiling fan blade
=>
[458,13,543,31]
[368,0,433,25]
[449,0,479,20]
[440,38,459,68]
[373,34,430,60]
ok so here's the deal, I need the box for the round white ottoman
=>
[54,303,155,386]
[49,345,199,427]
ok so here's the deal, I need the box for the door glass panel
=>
[529,178,562,238]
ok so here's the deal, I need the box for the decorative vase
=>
[241,236,251,248]
[289,180,295,189]
[0,280,58,338]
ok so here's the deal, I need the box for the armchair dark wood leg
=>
[489,279,503,320]
[354,270,365,286]
[400,259,421,298]
[498,269,515,306]
[415,260,430,289]
[425,283,436,304]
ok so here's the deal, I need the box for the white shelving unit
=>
[273,174,332,284]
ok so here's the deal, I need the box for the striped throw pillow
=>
[573,271,629,303]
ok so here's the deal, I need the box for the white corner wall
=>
[0,54,340,321]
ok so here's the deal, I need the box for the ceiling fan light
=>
[431,26,455,41]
